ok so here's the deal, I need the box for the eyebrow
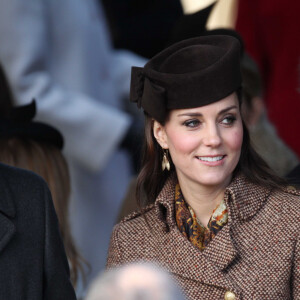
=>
[177,105,238,117]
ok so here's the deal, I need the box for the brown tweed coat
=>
[107,174,300,300]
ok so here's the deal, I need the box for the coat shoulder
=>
[0,162,48,192]
[274,186,300,207]
[112,204,159,241]
[107,204,164,268]
[0,163,51,214]
[270,187,300,227]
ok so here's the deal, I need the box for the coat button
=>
[287,185,296,192]
[224,291,236,300]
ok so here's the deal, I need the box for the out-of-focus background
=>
[181,0,238,28]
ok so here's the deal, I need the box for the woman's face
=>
[154,93,243,190]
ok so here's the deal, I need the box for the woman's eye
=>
[221,116,236,125]
[183,119,200,128]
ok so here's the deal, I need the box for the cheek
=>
[226,127,243,152]
[166,130,199,155]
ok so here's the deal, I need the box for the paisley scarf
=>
[175,184,228,251]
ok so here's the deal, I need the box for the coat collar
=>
[155,172,272,226]
[224,174,272,221]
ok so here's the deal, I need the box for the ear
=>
[153,120,168,149]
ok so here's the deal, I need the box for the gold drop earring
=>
[162,149,170,171]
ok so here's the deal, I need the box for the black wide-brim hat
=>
[130,35,242,123]
[0,100,64,149]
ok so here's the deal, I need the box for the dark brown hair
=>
[0,138,86,286]
[136,94,286,208]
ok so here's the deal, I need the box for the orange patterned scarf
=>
[175,184,228,251]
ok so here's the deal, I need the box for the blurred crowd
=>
[0,0,299,299]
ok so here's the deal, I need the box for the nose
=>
[202,123,222,147]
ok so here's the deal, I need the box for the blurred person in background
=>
[0,92,76,298]
[0,100,85,288]
[85,263,185,300]
[240,52,298,176]
[236,0,300,158]
[0,0,146,294]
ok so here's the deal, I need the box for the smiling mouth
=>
[196,155,225,162]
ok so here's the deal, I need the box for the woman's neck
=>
[178,177,230,227]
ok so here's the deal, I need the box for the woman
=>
[0,102,76,298]
[0,101,85,288]
[107,36,300,299]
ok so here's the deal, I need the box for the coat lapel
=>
[202,190,238,271]
[202,222,238,271]
[0,211,16,253]
[156,225,238,293]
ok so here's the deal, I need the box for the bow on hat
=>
[130,67,145,108]
[130,67,167,123]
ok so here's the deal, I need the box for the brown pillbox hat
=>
[130,35,242,123]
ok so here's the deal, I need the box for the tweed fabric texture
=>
[107,174,300,300]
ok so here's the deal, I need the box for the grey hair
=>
[85,262,185,300]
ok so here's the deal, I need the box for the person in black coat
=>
[0,162,76,299]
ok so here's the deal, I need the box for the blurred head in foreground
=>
[85,263,185,300]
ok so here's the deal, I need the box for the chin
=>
[194,173,232,188]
